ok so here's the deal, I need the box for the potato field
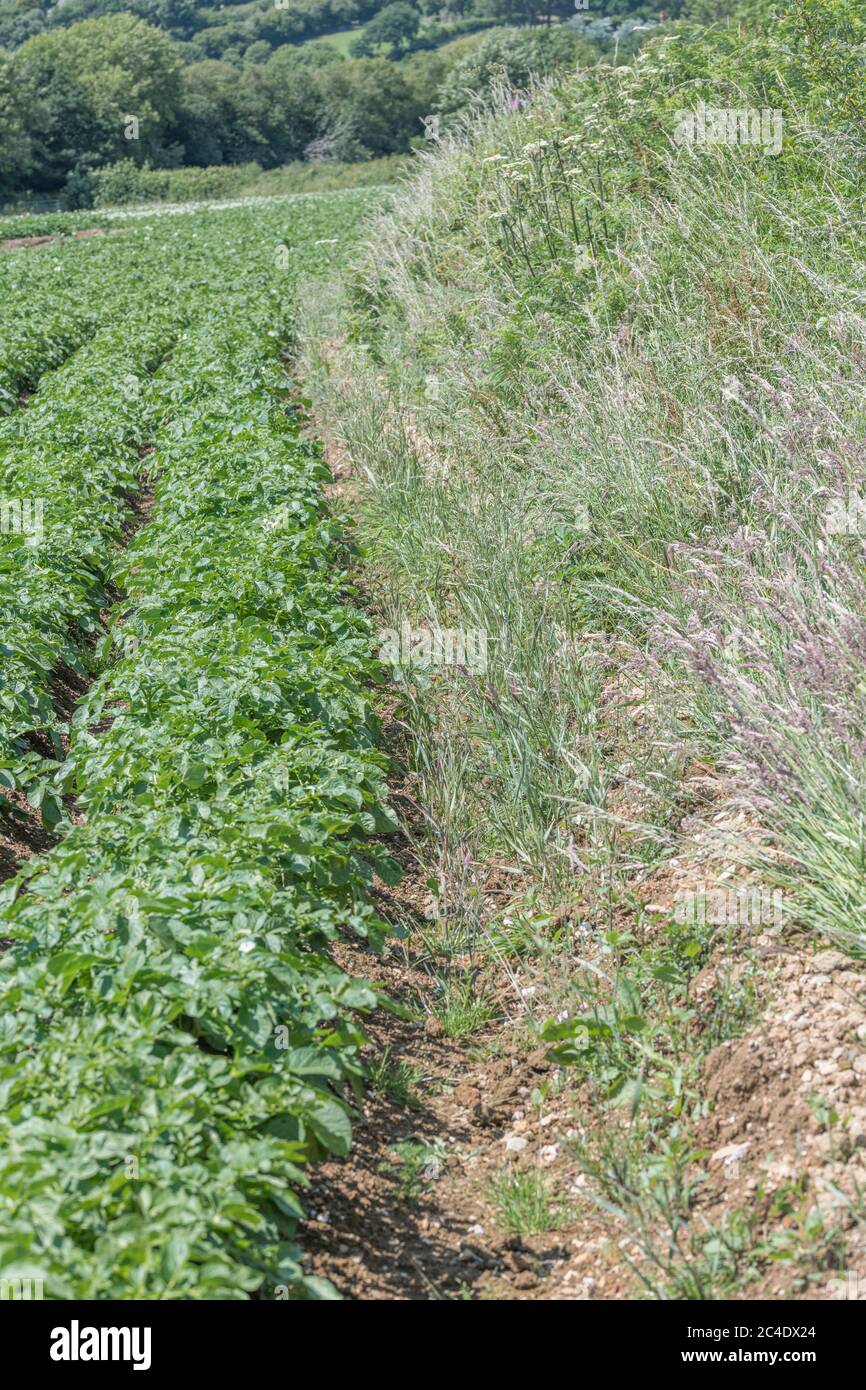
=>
[0,194,395,1299]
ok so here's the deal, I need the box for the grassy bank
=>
[299,2,866,1295]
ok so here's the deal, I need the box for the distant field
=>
[0,155,410,236]
[308,24,364,54]
[298,18,494,58]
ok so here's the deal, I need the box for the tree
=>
[314,56,424,157]
[435,25,590,115]
[62,163,96,209]
[244,40,272,65]
[265,41,344,160]
[0,0,46,51]
[350,3,421,57]
[14,14,183,187]
[0,46,36,198]
[401,48,449,114]
[178,60,290,167]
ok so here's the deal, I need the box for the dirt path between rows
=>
[301,853,617,1301]
[1,227,125,253]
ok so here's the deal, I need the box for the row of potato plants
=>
[0,229,241,827]
[0,304,179,823]
[0,193,394,1298]
[0,236,151,413]
[0,198,352,819]
[0,306,93,416]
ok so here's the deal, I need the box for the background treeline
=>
[0,0,762,203]
[1,0,580,59]
[0,15,578,200]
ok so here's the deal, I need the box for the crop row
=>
[0,308,94,415]
[0,236,140,413]
[0,195,378,818]
[0,193,392,1298]
[0,312,179,822]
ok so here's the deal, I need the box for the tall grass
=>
[301,15,866,961]
[296,9,866,1297]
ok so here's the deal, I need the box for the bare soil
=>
[1,227,125,253]
[301,769,866,1300]
[301,857,621,1301]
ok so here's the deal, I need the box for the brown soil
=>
[1,235,54,252]
[125,459,156,534]
[0,787,55,885]
[693,939,866,1299]
[0,658,90,889]
[73,227,121,239]
[1,227,125,253]
[301,856,623,1301]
